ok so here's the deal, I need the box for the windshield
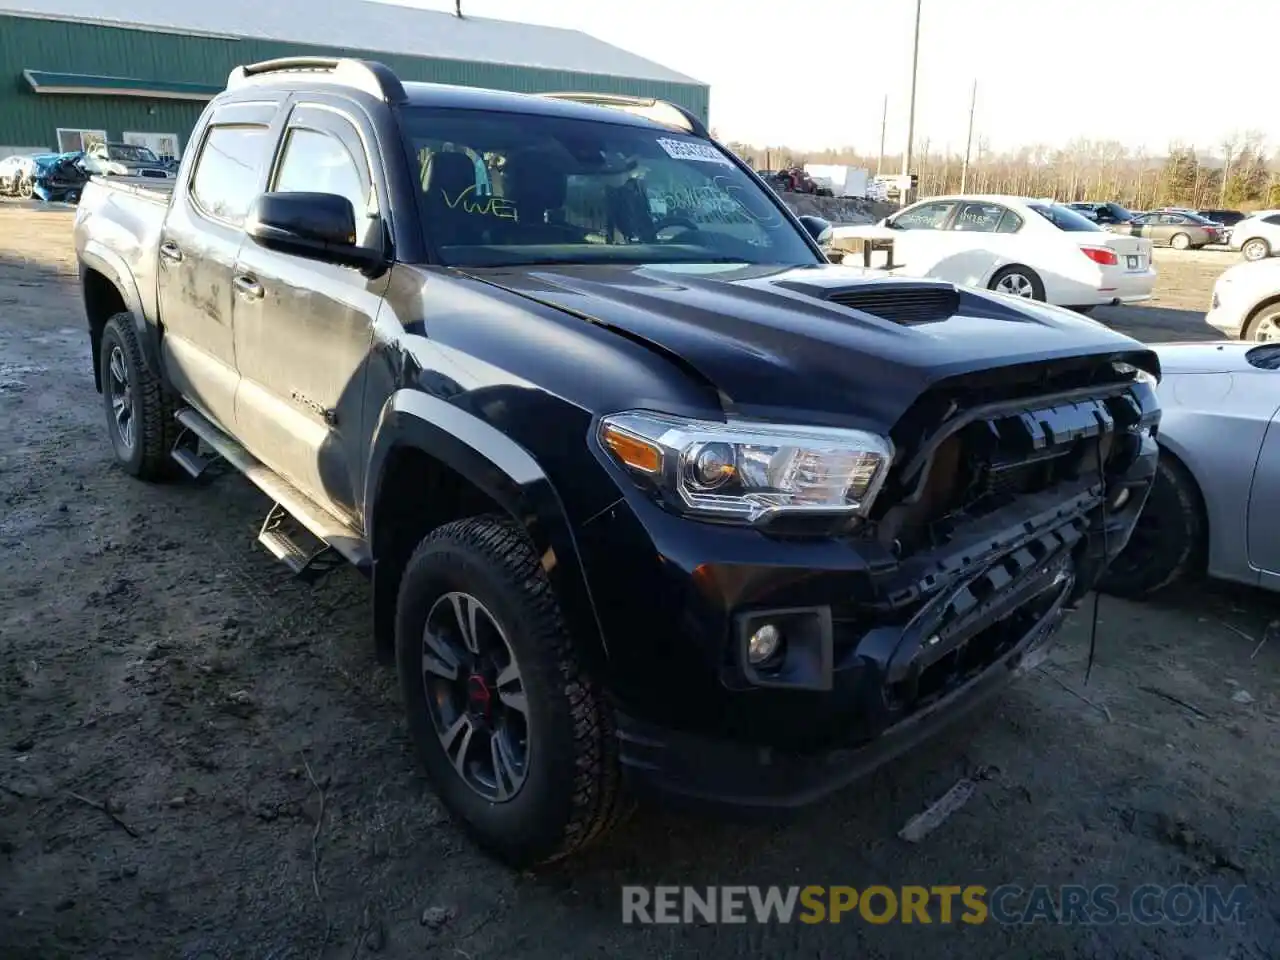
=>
[1027,203,1104,232]
[108,144,158,163]
[399,106,820,268]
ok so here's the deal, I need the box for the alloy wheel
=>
[108,345,135,450]
[996,272,1034,297]
[1252,312,1280,342]
[421,591,530,802]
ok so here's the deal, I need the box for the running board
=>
[173,407,371,572]
[170,423,213,478]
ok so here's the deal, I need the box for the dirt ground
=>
[1,203,1277,960]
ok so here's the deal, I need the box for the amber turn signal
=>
[601,423,662,473]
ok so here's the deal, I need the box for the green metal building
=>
[0,0,708,158]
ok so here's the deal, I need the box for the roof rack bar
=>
[227,57,407,105]
[540,91,709,139]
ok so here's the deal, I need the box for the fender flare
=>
[79,241,161,381]
[363,389,608,666]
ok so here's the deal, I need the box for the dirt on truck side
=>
[1,204,1279,960]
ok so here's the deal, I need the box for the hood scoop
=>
[823,281,961,326]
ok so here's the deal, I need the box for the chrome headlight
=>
[597,411,894,524]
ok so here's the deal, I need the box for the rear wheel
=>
[1170,232,1191,251]
[989,265,1045,301]
[1099,455,1205,599]
[98,313,176,481]
[395,516,629,867]
[17,177,33,200]
[1242,238,1271,262]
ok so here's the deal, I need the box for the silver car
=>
[1101,341,1280,597]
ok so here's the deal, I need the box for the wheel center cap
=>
[466,673,492,719]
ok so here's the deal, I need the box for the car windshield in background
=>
[108,144,158,163]
[399,107,820,268]
[1027,203,1104,232]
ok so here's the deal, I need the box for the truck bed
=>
[88,174,174,202]
[75,176,173,331]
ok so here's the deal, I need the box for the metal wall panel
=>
[0,16,711,151]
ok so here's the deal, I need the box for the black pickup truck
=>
[73,57,1161,867]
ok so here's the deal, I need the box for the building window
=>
[56,128,107,153]
[122,131,182,161]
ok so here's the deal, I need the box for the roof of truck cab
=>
[0,0,703,86]
[397,81,687,131]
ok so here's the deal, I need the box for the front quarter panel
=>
[360,264,726,664]
[1156,372,1279,585]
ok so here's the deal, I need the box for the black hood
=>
[462,262,1156,431]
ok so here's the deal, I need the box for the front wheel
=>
[1245,304,1280,342]
[395,516,629,867]
[989,265,1045,301]
[98,313,175,480]
[1099,456,1205,599]
[17,177,33,200]
[1242,238,1271,262]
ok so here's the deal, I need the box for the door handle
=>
[233,274,264,301]
[159,240,183,263]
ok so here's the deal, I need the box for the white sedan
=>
[833,194,1156,310]
[1206,256,1280,340]
[1227,210,1280,262]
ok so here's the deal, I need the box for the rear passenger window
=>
[189,124,271,226]
[1264,215,1280,226]
[951,202,1005,233]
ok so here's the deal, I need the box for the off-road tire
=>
[395,515,629,867]
[988,265,1046,301]
[1099,454,1205,599]
[99,313,176,481]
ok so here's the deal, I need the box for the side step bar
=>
[172,407,372,574]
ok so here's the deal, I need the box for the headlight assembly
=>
[597,411,894,524]
[1112,361,1158,387]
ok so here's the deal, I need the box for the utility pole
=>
[902,0,922,178]
[960,78,976,193]
[877,94,887,176]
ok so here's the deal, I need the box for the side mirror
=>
[246,191,384,271]
[796,214,832,247]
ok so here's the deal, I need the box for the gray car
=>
[1102,341,1280,597]
[1113,212,1223,249]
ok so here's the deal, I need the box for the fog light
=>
[1110,486,1132,511]
[747,624,782,664]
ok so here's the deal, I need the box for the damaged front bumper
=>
[577,384,1160,809]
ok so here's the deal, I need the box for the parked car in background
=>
[1102,340,1280,598]
[1067,201,1135,226]
[1112,211,1223,249]
[1205,256,1280,341]
[833,194,1156,310]
[1228,210,1280,262]
[81,141,174,180]
[29,151,89,204]
[0,154,38,197]
[1198,208,1247,228]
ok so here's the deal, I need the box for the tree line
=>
[718,131,1280,210]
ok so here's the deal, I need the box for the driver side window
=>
[892,201,956,230]
[272,126,374,245]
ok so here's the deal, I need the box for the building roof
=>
[0,0,703,86]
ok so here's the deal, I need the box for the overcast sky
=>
[397,0,1276,156]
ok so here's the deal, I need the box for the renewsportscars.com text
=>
[621,884,1250,926]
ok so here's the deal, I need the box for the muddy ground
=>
[1,203,1277,960]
